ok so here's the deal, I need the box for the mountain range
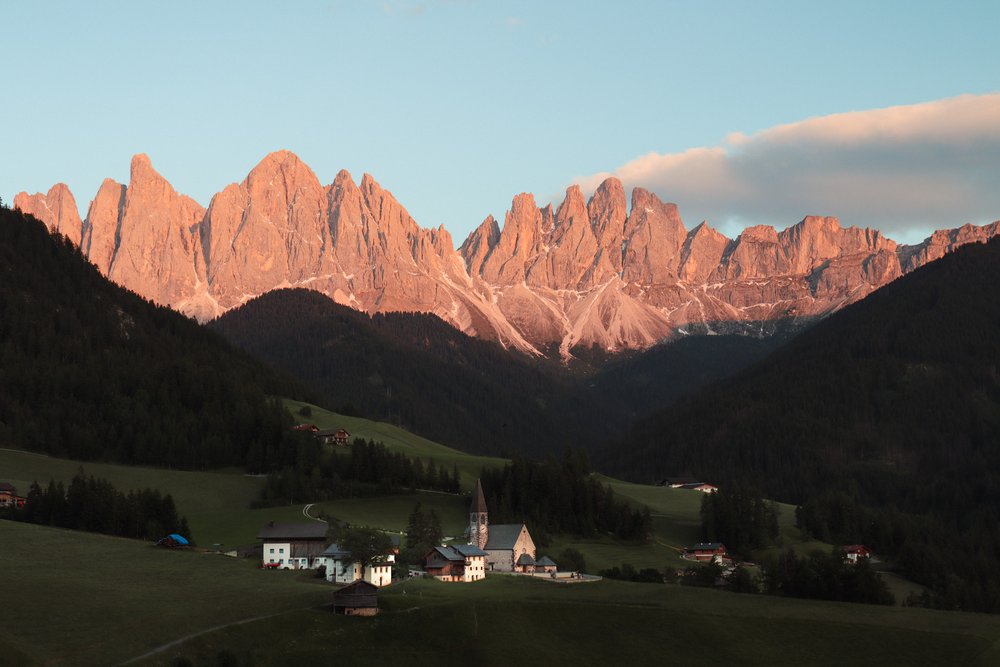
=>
[15,151,1000,358]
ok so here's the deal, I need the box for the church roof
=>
[485,524,527,550]
[471,479,487,513]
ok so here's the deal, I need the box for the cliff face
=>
[15,152,1000,358]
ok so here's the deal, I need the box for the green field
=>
[4,521,997,667]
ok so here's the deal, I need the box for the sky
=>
[2,0,999,245]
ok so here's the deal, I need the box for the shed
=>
[333,580,379,616]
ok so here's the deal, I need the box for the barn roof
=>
[485,524,527,550]
[431,546,465,562]
[257,522,329,541]
[333,580,378,608]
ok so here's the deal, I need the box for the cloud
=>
[577,93,1000,243]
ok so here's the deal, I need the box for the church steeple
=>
[469,479,488,549]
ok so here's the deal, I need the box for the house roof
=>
[485,524,527,550]
[843,544,869,553]
[679,482,717,490]
[432,546,463,561]
[257,522,329,541]
[689,542,726,551]
[452,544,487,557]
[471,479,487,513]
[661,477,701,486]
[0,482,16,494]
[536,556,557,567]
[516,553,536,566]
[321,543,352,558]
[314,428,339,437]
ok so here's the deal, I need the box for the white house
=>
[315,542,395,587]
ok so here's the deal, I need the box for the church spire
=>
[472,478,487,514]
[469,478,488,549]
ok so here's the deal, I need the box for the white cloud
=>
[576,93,1000,243]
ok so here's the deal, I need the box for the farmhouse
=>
[314,428,351,446]
[315,542,395,587]
[677,482,718,493]
[332,580,379,616]
[468,479,538,572]
[423,544,488,582]
[257,521,328,569]
[656,477,701,487]
[685,542,728,562]
[0,482,26,509]
[843,544,872,564]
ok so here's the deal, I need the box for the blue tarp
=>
[166,533,190,545]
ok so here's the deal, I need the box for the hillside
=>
[0,204,312,469]
[601,237,1000,610]
[211,288,780,455]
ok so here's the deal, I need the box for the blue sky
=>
[3,0,999,244]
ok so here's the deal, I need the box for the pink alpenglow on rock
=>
[14,151,1000,359]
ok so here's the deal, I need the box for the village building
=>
[0,482,26,509]
[423,544,488,582]
[656,477,702,488]
[843,544,872,564]
[332,580,379,616]
[685,542,728,563]
[315,542,395,587]
[314,428,351,446]
[468,479,538,573]
[257,521,329,569]
[535,556,558,574]
[677,482,718,493]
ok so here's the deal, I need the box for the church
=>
[468,479,539,572]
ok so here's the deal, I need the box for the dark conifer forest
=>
[0,206,314,470]
[209,288,778,455]
[601,237,1000,611]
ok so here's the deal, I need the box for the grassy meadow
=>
[3,522,993,667]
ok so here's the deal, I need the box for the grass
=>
[136,576,1000,667]
[0,521,329,666]
[7,522,997,667]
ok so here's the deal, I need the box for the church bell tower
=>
[469,478,488,549]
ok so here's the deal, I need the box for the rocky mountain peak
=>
[13,183,83,246]
[14,152,1000,358]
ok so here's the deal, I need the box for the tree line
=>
[257,438,461,505]
[479,451,651,544]
[6,470,192,543]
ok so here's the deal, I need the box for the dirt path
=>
[118,606,325,665]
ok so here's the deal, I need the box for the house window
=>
[279,548,284,553]
[269,548,274,553]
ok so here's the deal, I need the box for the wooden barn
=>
[333,580,379,616]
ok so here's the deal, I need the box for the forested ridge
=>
[0,205,314,470]
[601,237,1000,611]
[210,288,777,455]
